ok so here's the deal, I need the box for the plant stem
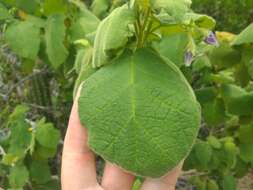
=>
[136,7,152,48]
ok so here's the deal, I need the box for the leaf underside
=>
[79,49,201,177]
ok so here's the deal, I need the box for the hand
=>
[61,90,183,190]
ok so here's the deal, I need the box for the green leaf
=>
[184,13,216,29]
[9,164,29,188]
[8,120,32,160]
[207,136,221,149]
[0,3,12,20]
[194,141,212,168]
[79,49,201,177]
[209,43,241,69]
[224,141,237,154]
[151,0,192,20]
[190,176,206,190]
[195,87,217,104]
[238,124,253,144]
[158,24,185,36]
[202,98,225,126]
[2,154,19,165]
[43,0,67,16]
[210,70,235,84]
[9,105,29,121]
[45,14,68,69]
[35,122,60,149]
[132,179,142,190]
[241,47,253,79]
[239,142,253,162]
[5,20,40,59]
[26,15,46,28]
[74,49,89,73]
[220,84,253,115]
[73,48,97,97]
[247,59,253,79]
[207,179,219,190]
[234,62,251,87]
[33,179,60,190]
[192,55,211,72]
[232,23,253,45]
[30,160,51,184]
[91,0,110,17]
[16,0,39,13]
[153,33,188,67]
[33,144,57,159]
[69,8,100,42]
[222,175,236,190]
[234,158,249,178]
[92,5,135,68]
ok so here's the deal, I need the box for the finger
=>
[61,86,98,190]
[102,162,135,190]
[140,162,183,190]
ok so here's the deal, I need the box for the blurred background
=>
[0,0,253,189]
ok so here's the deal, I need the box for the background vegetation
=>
[0,0,253,189]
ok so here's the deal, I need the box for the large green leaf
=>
[151,0,192,20]
[92,5,135,68]
[5,20,40,59]
[45,14,68,69]
[79,49,201,177]
[232,23,253,45]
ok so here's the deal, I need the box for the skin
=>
[61,89,183,190]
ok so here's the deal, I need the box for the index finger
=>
[61,86,98,190]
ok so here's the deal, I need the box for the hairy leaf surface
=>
[79,49,201,177]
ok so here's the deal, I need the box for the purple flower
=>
[184,51,193,67]
[204,31,219,47]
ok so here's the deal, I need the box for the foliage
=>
[182,26,253,189]
[0,0,253,189]
[192,0,253,33]
[0,105,60,189]
[78,49,201,177]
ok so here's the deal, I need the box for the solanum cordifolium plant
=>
[76,0,217,177]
